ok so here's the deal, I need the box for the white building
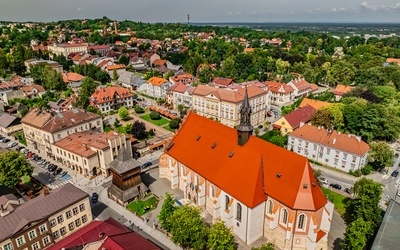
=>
[286,78,313,99]
[288,124,370,172]
[139,77,172,98]
[266,81,295,104]
[166,83,195,110]
[48,43,88,57]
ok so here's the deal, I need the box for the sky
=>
[1,0,400,23]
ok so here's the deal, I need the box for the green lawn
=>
[140,114,169,126]
[163,124,176,132]
[322,187,351,215]
[127,196,158,216]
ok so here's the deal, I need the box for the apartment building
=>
[90,86,134,114]
[266,81,295,104]
[21,109,103,158]
[166,83,195,110]
[0,184,92,250]
[47,43,88,57]
[52,131,132,177]
[192,84,269,127]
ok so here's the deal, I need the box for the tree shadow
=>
[333,237,342,250]
[141,172,157,186]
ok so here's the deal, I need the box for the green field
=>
[127,196,158,216]
[322,187,351,215]
[140,114,169,126]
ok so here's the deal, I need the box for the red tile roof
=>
[165,112,327,210]
[290,124,370,156]
[212,77,234,86]
[62,72,85,83]
[21,84,46,96]
[193,85,267,103]
[266,81,294,94]
[284,105,316,129]
[91,86,133,104]
[106,64,126,71]
[333,84,354,96]
[152,59,167,67]
[299,98,332,110]
[290,78,312,92]
[386,58,400,64]
[147,77,168,87]
[100,232,160,250]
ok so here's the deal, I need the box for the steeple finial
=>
[237,86,253,146]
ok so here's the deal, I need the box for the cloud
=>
[360,2,400,11]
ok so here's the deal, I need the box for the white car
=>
[318,177,329,185]
[7,142,17,148]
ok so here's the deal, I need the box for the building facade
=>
[266,81,295,104]
[90,86,134,114]
[48,43,88,57]
[288,124,370,172]
[286,78,313,99]
[159,101,332,249]
[21,109,103,158]
[0,184,92,250]
[192,84,269,127]
[166,83,195,110]
[140,77,172,98]
[52,131,132,177]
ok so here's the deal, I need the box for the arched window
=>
[195,175,199,186]
[280,208,288,225]
[236,203,242,222]
[225,195,230,210]
[297,214,306,230]
[181,166,185,176]
[210,185,215,198]
[267,200,273,215]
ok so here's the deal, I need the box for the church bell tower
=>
[237,86,253,146]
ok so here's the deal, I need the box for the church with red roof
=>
[159,88,333,249]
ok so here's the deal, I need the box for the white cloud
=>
[360,2,400,11]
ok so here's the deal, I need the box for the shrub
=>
[149,128,155,136]
[134,105,145,114]
[169,118,181,129]
[349,169,362,177]
[361,165,373,175]
[149,111,161,120]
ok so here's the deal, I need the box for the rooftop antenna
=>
[187,14,190,25]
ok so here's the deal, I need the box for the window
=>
[352,156,357,162]
[225,195,230,211]
[50,219,56,227]
[236,203,242,222]
[17,236,25,246]
[195,175,199,186]
[28,230,36,239]
[280,209,288,225]
[181,166,185,176]
[32,242,40,250]
[343,153,348,159]
[66,210,72,219]
[68,222,75,231]
[79,204,85,212]
[53,231,59,239]
[73,207,78,215]
[210,185,215,198]
[57,215,63,223]
[267,200,274,215]
[82,215,88,223]
[3,243,12,250]
[57,134,61,139]
[75,218,81,227]
[43,236,50,245]
[60,227,66,236]
[297,214,306,230]
[39,224,47,234]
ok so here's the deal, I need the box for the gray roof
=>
[118,71,146,87]
[108,148,141,175]
[372,199,400,250]
[0,183,88,241]
[0,113,20,128]
[5,90,25,100]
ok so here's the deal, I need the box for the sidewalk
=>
[311,163,359,183]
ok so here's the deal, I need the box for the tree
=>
[341,218,371,250]
[77,77,97,108]
[275,58,291,75]
[252,243,275,250]
[131,120,147,140]
[311,109,332,129]
[134,105,145,114]
[0,151,34,188]
[112,69,118,81]
[118,107,129,120]
[158,193,176,232]
[177,104,185,116]
[207,220,235,250]
[118,55,129,66]
[169,205,208,250]
[169,118,181,129]
[149,111,161,120]
[368,142,394,171]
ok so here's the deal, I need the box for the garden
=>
[322,187,351,215]
[127,195,158,216]
[140,112,169,126]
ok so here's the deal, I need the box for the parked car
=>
[379,168,389,174]
[7,142,17,148]
[15,146,23,151]
[391,170,399,177]
[49,165,57,172]
[318,177,329,185]
[330,183,342,190]
[141,161,152,169]
[344,188,351,194]
[91,192,98,203]
[53,168,63,175]
[61,171,68,177]
[0,138,10,143]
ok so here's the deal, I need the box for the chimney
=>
[299,122,305,127]
[338,131,341,135]
[356,136,361,142]
[318,126,321,130]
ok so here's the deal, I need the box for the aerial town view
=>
[0,1,399,250]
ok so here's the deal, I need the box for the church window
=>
[225,195,229,210]
[267,200,273,215]
[195,175,199,186]
[297,214,306,230]
[181,166,185,176]
[236,203,242,222]
[280,208,288,225]
[210,185,215,198]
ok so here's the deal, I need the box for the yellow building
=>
[273,105,316,135]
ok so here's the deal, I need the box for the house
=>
[287,78,313,99]
[21,108,103,158]
[166,83,195,109]
[288,124,370,172]
[90,86,134,114]
[169,73,198,85]
[0,113,22,135]
[152,59,167,68]
[21,84,46,99]
[385,58,400,66]
[5,75,34,90]
[47,218,160,250]
[159,106,332,249]
[266,81,295,104]
[129,57,147,71]
[273,105,316,135]
[0,184,92,250]
[333,84,354,101]
[24,59,63,73]
[47,43,88,57]
[192,84,269,127]
[62,72,85,88]
[52,131,132,177]
[166,61,183,72]
[3,90,26,105]
[87,45,111,56]
[118,71,146,90]
[105,64,126,77]
[299,98,332,110]
[140,77,172,98]
[371,199,400,250]
[211,77,234,87]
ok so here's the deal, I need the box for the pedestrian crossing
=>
[382,175,390,180]
[49,179,74,189]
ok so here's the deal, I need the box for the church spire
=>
[237,86,253,146]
